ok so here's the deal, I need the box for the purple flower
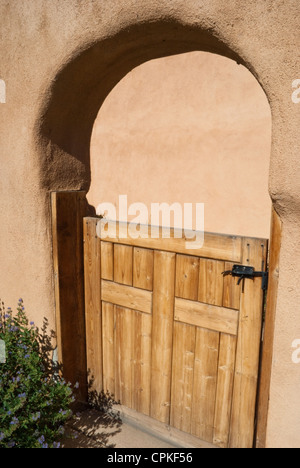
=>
[0,433,5,441]
[31,412,41,421]
[10,417,19,426]
[38,435,49,448]
[53,442,61,449]
[18,392,26,399]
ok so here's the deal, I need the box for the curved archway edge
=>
[37,21,250,192]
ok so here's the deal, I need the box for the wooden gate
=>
[83,217,267,448]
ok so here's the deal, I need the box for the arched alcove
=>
[88,51,272,238]
[37,19,276,448]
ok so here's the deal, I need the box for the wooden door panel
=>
[84,218,268,448]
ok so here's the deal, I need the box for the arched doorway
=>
[41,21,277,448]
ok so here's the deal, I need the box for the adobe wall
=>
[0,0,299,447]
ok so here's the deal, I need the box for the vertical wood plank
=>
[114,306,133,407]
[51,191,87,401]
[191,328,219,443]
[84,217,102,394]
[151,251,176,424]
[102,301,115,396]
[213,333,237,448]
[131,310,152,416]
[114,244,133,285]
[133,247,154,291]
[170,322,196,433]
[131,310,139,412]
[229,237,267,448]
[175,254,199,300]
[256,208,281,448]
[113,305,121,403]
[222,261,241,310]
[198,259,225,306]
[101,241,114,280]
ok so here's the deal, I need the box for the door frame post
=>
[51,190,88,402]
[255,208,282,448]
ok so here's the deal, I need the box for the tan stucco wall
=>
[88,51,272,238]
[0,0,300,447]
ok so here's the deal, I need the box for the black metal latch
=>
[222,265,268,292]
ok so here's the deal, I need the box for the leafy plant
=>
[0,299,76,448]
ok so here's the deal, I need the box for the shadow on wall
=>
[36,20,244,193]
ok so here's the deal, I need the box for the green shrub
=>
[0,299,75,448]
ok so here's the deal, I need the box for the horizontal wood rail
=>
[101,280,152,314]
[174,297,239,336]
[94,218,243,262]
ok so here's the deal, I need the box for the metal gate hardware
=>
[222,264,268,292]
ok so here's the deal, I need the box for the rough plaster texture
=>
[88,51,272,238]
[0,0,300,447]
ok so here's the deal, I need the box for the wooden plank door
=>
[84,218,268,448]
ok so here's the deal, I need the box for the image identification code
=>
[107,453,193,465]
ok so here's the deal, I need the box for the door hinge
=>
[222,265,268,292]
